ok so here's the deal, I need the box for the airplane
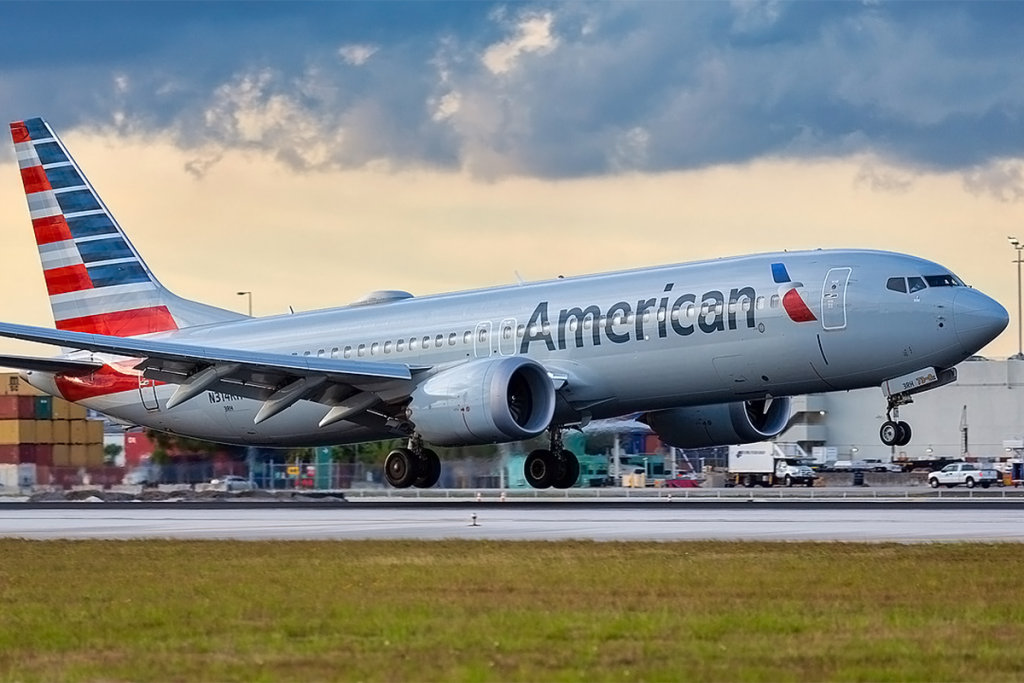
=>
[0,117,1009,489]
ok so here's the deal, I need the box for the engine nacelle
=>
[406,357,556,446]
[641,398,793,449]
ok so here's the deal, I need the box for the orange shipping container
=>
[86,420,104,444]
[52,444,71,467]
[70,444,88,467]
[0,374,41,397]
[34,420,53,445]
[70,421,89,444]
[51,420,70,444]
[0,420,36,445]
[87,443,105,466]
[53,399,87,421]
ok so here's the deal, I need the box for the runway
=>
[3,502,1024,541]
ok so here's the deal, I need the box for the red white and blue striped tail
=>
[10,117,246,337]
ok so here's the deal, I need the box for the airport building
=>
[780,357,1024,463]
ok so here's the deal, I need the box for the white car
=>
[927,462,1001,489]
[210,475,256,492]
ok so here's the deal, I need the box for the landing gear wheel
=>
[879,421,901,447]
[895,421,912,447]
[413,448,441,489]
[384,448,418,488]
[552,450,580,489]
[524,449,556,489]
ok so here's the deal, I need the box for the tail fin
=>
[9,117,246,337]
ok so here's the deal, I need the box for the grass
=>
[1,540,1024,681]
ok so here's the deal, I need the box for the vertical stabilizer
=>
[9,117,246,337]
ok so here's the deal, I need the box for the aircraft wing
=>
[0,353,103,376]
[0,321,418,426]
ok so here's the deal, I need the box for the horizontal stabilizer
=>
[0,353,102,376]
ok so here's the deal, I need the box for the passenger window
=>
[886,277,907,293]
[343,346,352,359]
[422,336,431,349]
[357,344,366,357]
[755,296,765,310]
[396,339,405,352]
[448,333,457,346]
[464,331,472,344]
[409,338,418,350]
[384,341,392,354]
[303,351,311,357]
[371,342,379,356]
[435,334,444,346]
[317,349,325,357]
[657,309,666,322]
[583,319,592,329]
[908,277,927,293]
[770,295,780,308]
[330,347,339,359]
[517,325,524,337]
[478,328,488,343]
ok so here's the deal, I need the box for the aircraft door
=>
[821,268,852,331]
[499,318,517,356]
[139,376,159,411]
[474,322,492,358]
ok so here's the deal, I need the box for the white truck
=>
[927,462,1001,489]
[727,443,817,488]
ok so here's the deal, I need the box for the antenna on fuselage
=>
[514,271,526,286]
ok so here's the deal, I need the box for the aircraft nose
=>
[952,289,1009,356]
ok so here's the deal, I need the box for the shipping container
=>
[0,420,37,445]
[124,432,153,466]
[0,445,30,464]
[52,398,88,420]
[87,443,105,466]
[34,396,53,420]
[51,420,70,444]
[32,444,53,467]
[34,420,53,444]
[70,444,88,467]
[52,444,71,467]
[70,420,88,444]
[0,396,36,419]
[0,373,41,397]
[86,420,104,444]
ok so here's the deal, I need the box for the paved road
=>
[2,503,1023,541]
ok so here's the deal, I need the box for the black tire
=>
[552,450,580,489]
[524,449,555,489]
[981,482,991,489]
[879,421,900,447]
[384,448,418,488]
[743,475,755,488]
[966,477,976,489]
[784,475,793,488]
[929,478,940,489]
[895,421,912,447]
[413,449,441,488]
[805,479,815,487]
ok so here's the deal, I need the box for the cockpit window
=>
[886,277,907,293]
[924,274,963,288]
[907,276,927,293]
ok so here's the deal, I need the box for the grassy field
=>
[1,540,1024,682]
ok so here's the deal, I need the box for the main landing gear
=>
[879,394,913,448]
[524,427,580,489]
[384,436,441,489]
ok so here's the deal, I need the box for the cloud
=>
[1,1,1022,191]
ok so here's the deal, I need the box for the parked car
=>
[927,462,1001,489]
[210,475,256,492]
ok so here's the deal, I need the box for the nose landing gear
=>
[879,395,913,447]
[524,426,580,489]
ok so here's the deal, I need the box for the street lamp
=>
[237,291,252,317]
[1009,237,1023,359]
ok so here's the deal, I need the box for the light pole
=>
[237,291,252,317]
[1009,237,1023,359]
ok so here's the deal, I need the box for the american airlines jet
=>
[0,117,1009,489]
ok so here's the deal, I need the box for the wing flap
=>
[0,353,102,376]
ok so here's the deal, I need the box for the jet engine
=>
[640,397,793,449]
[406,357,556,446]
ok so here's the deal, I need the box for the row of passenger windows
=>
[292,296,788,359]
[886,274,964,294]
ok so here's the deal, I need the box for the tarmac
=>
[3,495,1024,541]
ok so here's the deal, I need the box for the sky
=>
[1,1,1023,357]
